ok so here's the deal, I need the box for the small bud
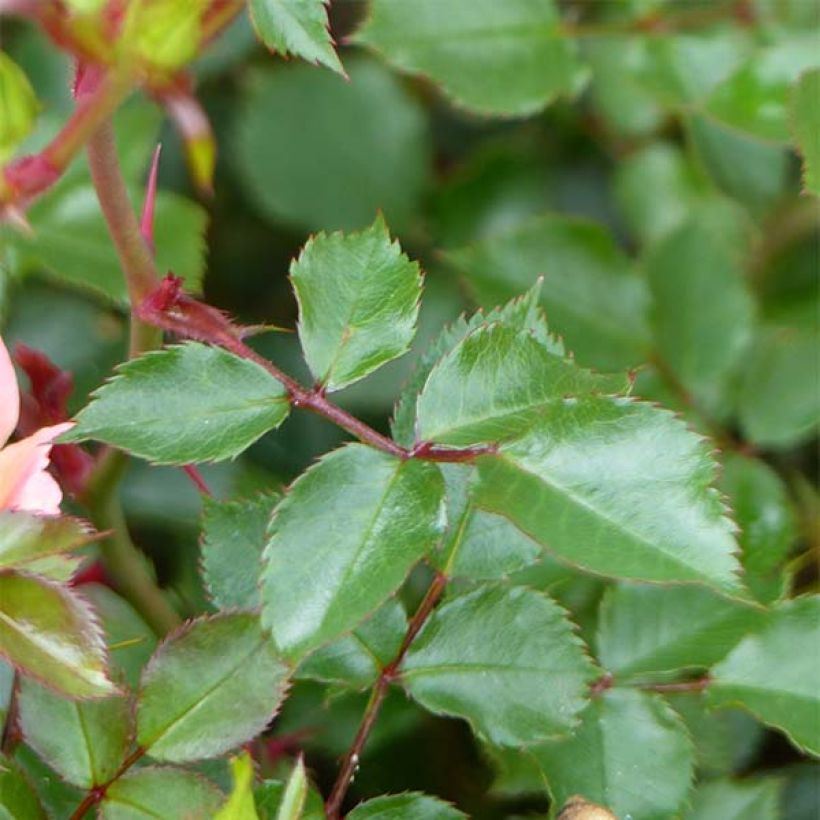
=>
[127,0,209,72]
[0,53,39,165]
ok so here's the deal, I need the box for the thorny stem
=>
[69,746,146,819]
[325,572,449,819]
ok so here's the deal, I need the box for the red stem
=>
[325,572,448,819]
[70,747,146,819]
[182,464,213,496]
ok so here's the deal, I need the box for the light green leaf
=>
[275,757,307,820]
[100,766,224,819]
[255,780,325,820]
[401,585,596,746]
[261,445,445,660]
[646,202,756,414]
[291,216,422,391]
[297,598,407,689]
[445,215,650,371]
[201,493,280,610]
[347,792,466,819]
[475,397,744,595]
[68,343,290,464]
[18,678,131,788]
[686,777,781,820]
[791,69,820,196]
[720,454,796,604]
[235,59,430,232]
[705,39,820,142]
[416,322,627,446]
[709,595,820,756]
[0,571,117,698]
[249,0,342,74]
[597,584,762,679]
[0,512,94,571]
[0,52,38,163]
[533,689,694,820]
[137,612,290,762]
[0,754,46,820]
[214,753,259,820]
[355,0,586,116]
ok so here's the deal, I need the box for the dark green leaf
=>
[347,792,466,819]
[686,777,781,820]
[262,445,445,660]
[235,59,430,232]
[0,754,46,820]
[201,493,280,610]
[646,203,756,414]
[790,69,820,196]
[291,216,422,391]
[445,215,650,371]
[709,596,820,756]
[416,322,627,446]
[18,678,131,788]
[100,766,224,819]
[533,689,694,820]
[401,585,596,746]
[0,512,94,571]
[248,0,343,75]
[597,584,762,679]
[0,571,117,698]
[137,612,290,762]
[355,0,585,116]
[68,343,290,464]
[475,397,744,595]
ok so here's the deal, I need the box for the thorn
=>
[140,144,162,254]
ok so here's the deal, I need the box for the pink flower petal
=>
[0,421,74,514]
[0,335,20,447]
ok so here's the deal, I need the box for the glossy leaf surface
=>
[137,613,290,762]
[69,343,289,464]
[347,792,466,819]
[475,397,744,595]
[686,777,781,820]
[262,445,445,660]
[0,571,116,698]
[401,585,596,746]
[291,216,422,391]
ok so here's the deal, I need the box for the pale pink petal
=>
[0,335,20,447]
[0,421,74,514]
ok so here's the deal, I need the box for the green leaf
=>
[249,0,342,74]
[709,596,820,756]
[432,463,540,581]
[416,322,627,446]
[215,753,259,820]
[261,445,445,660]
[137,612,290,762]
[291,216,422,391]
[0,52,38,164]
[720,454,796,604]
[81,584,157,689]
[686,777,781,820]
[201,493,280,610]
[596,584,762,679]
[475,397,744,595]
[646,203,756,414]
[705,38,820,142]
[0,571,117,698]
[100,766,224,819]
[790,69,820,196]
[18,678,131,788]
[274,757,307,820]
[68,343,290,465]
[533,689,694,820]
[255,779,325,820]
[297,598,407,689]
[0,512,94,571]
[738,313,820,448]
[445,215,650,371]
[355,0,585,116]
[401,585,596,746]
[0,754,46,820]
[347,792,466,819]
[235,59,430,232]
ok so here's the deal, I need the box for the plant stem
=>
[639,677,711,694]
[325,572,448,818]
[69,746,146,820]
[1,672,20,755]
